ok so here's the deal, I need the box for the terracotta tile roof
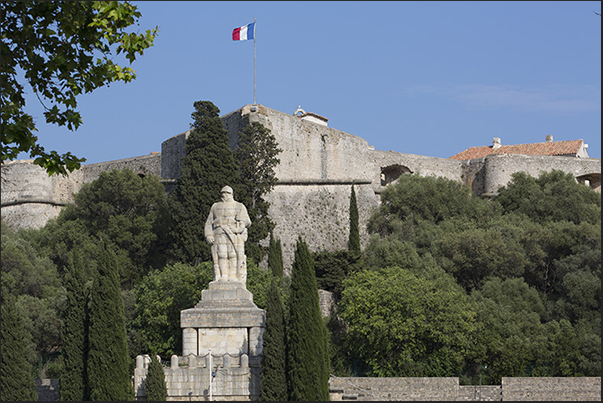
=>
[449,139,585,160]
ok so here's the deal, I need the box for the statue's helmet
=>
[220,186,233,194]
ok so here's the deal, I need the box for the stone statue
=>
[204,186,252,284]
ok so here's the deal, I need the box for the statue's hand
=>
[206,236,214,245]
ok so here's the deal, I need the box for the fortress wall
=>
[329,376,460,401]
[1,154,162,230]
[81,152,162,183]
[161,130,190,181]
[501,377,601,401]
[482,154,601,195]
[266,182,379,272]
[237,105,377,183]
[1,160,84,230]
[329,376,601,401]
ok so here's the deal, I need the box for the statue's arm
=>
[238,204,252,228]
[204,205,215,243]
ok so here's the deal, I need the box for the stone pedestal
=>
[176,280,265,400]
[181,281,265,357]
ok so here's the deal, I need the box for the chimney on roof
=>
[492,137,501,149]
[546,135,553,143]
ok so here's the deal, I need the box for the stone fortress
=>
[4,104,601,401]
[2,104,601,271]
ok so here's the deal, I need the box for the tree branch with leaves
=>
[1,1,158,176]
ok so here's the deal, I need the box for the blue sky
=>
[20,1,602,164]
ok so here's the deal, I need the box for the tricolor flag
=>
[232,22,255,41]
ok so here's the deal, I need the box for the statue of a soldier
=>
[204,186,252,284]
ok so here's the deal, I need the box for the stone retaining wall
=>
[329,376,601,401]
[501,377,601,401]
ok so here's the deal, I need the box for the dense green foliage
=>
[331,171,601,382]
[168,100,239,265]
[234,122,282,263]
[340,265,476,377]
[259,278,288,401]
[348,185,361,256]
[496,170,601,225]
[37,169,170,287]
[287,238,330,401]
[59,249,89,401]
[0,295,38,401]
[267,232,284,280]
[144,355,167,401]
[133,262,211,357]
[1,1,157,175]
[1,219,64,379]
[313,250,358,302]
[87,245,133,401]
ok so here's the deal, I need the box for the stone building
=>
[2,104,600,270]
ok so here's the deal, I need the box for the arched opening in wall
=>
[576,173,601,193]
[380,164,412,186]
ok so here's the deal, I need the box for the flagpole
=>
[253,17,257,106]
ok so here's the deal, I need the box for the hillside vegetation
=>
[1,169,600,396]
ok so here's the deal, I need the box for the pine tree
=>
[259,278,288,401]
[234,122,282,264]
[87,244,133,401]
[287,237,331,401]
[60,249,90,401]
[0,295,38,401]
[169,100,239,265]
[348,185,361,256]
[144,355,167,401]
[267,232,284,280]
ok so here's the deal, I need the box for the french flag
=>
[232,22,255,41]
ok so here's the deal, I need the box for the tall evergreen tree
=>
[287,237,331,401]
[267,232,284,280]
[348,185,361,256]
[87,244,133,401]
[234,121,282,264]
[144,355,167,401]
[60,249,90,401]
[259,278,288,401]
[169,100,239,265]
[0,295,38,401]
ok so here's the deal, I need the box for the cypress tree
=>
[0,295,38,401]
[234,122,282,264]
[348,185,361,256]
[60,249,90,401]
[287,237,331,401]
[87,244,133,401]
[144,355,167,401]
[259,278,288,401]
[267,232,284,280]
[169,100,239,265]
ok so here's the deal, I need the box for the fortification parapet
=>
[481,153,601,195]
[1,159,84,229]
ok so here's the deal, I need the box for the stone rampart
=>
[81,152,161,183]
[329,376,601,401]
[501,376,601,401]
[1,159,84,229]
[480,153,601,195]
[1,153,161,230]
[3,104,600,268]
[329,376,460,401]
